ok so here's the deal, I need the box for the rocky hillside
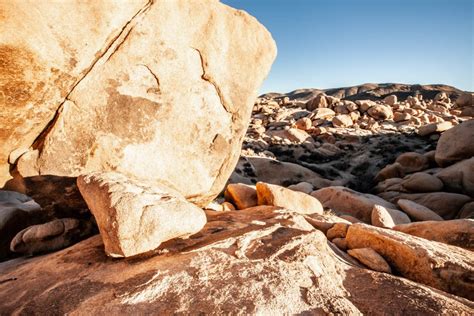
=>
[1,1,474,315]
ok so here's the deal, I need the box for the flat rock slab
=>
[0,208,472,314]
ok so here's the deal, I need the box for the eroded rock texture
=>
[1,207,472,314]
[2,0,277,208]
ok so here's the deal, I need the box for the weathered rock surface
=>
[397,199,444,221]
[77,172,206,257]
[311,186,397,223]
[256,182,323,214]
[346,223,474,300]
[0,1,150,185]
[435,120,474,167]
[393,219,474,250]
[5,0,277,208]
[0,207,473,314]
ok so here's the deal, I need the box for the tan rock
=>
[224,183,258,210]
[7,0,277,208]
[311,186,397,223]
[355,100,376,112]
[393,219,474,250]
[435,120,474,167]
[326,223,350,240]
[287,182,314,194]
[401,172,444,192]
[397,199,443,221]
[436,158,474,197]
[383,192,471,220]
[395,152,430,173]
[393,112,411,122]
[306,94,328,110]
[77,172,207,257]
[312,108,336,120]
[1,207,473,314]
[256,182,323,214]
[371,205,411,228]
[367,104,393,120]
[374,163,405,182]
[346,223,474,300]
[383,95,397,106]
[295,117,312,130]
[348,248,392,274]
[332,114,353,127]
[418,121,453,136]
[303,213,351,234]
[0,1,152,185]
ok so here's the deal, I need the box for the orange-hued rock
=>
[0,207,473,314]
[393,219,474,250]
[256,182,323,214]
[4,0,277,209]
[348,248,392,274]
[77,172,206,258]
[346,223,474,300]
[224,183,258,210]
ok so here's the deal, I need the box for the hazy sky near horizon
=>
[222,0,473,93]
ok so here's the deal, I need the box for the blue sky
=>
[222,0,473,93]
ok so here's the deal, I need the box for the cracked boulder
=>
[3,0,277,208]
[77,172,206,257]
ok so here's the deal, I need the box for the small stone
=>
[371,205,411,228]
[348,248,392,273]
[256,182,323,215]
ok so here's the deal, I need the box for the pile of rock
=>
[375,120,474,220]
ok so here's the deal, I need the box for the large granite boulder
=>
[2,0,277,208]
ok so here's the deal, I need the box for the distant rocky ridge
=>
[262,83,469,103]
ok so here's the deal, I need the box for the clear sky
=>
[221,0,473,93]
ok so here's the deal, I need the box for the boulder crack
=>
[30,0,154,150]
[191,47,232,114]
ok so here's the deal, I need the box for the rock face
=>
[1,207,473,314]
[77,172,206,257]
[346,223,474,300]
[3,0,277,208]
[435,120,474,167]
